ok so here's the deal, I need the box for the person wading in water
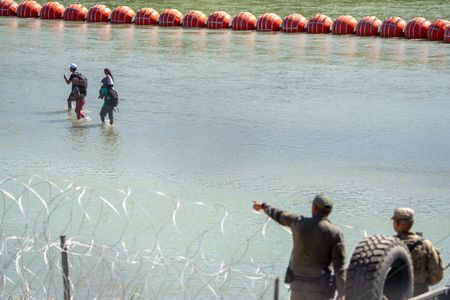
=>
[98,68,117,125]
[64,63,88,120]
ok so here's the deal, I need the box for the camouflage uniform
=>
[392,208,444,296]
[262,195,346,300]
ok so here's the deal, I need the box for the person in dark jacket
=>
[253,194,346,300]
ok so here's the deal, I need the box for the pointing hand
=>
[252,200,263,211]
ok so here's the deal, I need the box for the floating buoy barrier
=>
[40,1,64,19]
[380,17,406,38]
[427,19,450,41]
[1,4,449,44]
[135,7,158,25]
[110,5,134,24]
[232,12,256,31]
[158,8,183,27]
[306,14,332,34]
[444,27,450,43]
[87,4,110,23]
[281,14,307,33]
[16,0,41,18]
[63,4,87,21]
[404,17,430,39]
[256,12,282,31]
[206,10,231,29]
[183,10,207,28]
[332,15,357,35]
[0,0,18,16]
[356,16,382,36]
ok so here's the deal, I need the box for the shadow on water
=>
[38,110,77,123]
[70,122,103,130]
[36,110,70,115]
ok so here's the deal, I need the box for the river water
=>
[0,0,449,298]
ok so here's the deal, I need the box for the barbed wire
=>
[1,176,448,299]
[0,175,288,299]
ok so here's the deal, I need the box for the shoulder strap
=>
[407,238,424,252]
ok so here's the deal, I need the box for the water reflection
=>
[68,121,88,148]
[156,27,184,57]
[231,31,258,52]
[205,29,231,54]
[44,19,65,32]
[357,37,382,64]
[303,34,333,63]
[2,17,18,29]
[111,24,134,50]
[332,35,358,60]
[407,43,429,65]
[101,125,119,147]
[381,39,407,66]
[291,33,307,57]
[16,18,41,30]
[134,25,159,48]
[182,28,208,52]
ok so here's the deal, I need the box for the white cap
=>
[69,63,78,70]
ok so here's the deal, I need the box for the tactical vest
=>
[402,235,428,284]
[398,232,443,286]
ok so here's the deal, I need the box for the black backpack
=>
[76,73,88,94]
[109,88,119,107]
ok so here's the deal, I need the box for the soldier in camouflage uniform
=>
[391,207,444,296]
[253,194,346,300]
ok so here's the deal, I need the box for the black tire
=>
[345,234,413,300]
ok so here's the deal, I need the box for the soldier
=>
[391,207,444,296]
[253,194,346,300]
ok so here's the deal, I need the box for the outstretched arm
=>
[253,200,299,227]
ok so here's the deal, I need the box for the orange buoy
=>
[63,4,87,21]
[281,14,307,33]
[427,19,450,41]
[206,10,231,29]
[231,12,256,30]
[0,0,18,16]
[135,7,159,25]
[16,0,41,18]
[40,2,64,19]
[332,15,357,35]
[183,10,207,28]
[380,17,406,38]
[87,4,111,22]
[306,14,332,34]
[256,12,282,31]
[444,27,450,43]
[110,6,135,24]
[158,8,183,27]
[0,0,17,16]
[356,16,382,36]
[404,17,430,39]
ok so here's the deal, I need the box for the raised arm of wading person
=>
[64,63,79,110]
[253,194,346,300]
[64,63,78,85]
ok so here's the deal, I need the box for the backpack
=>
[109,88,119,107]
[75,73,88,94]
